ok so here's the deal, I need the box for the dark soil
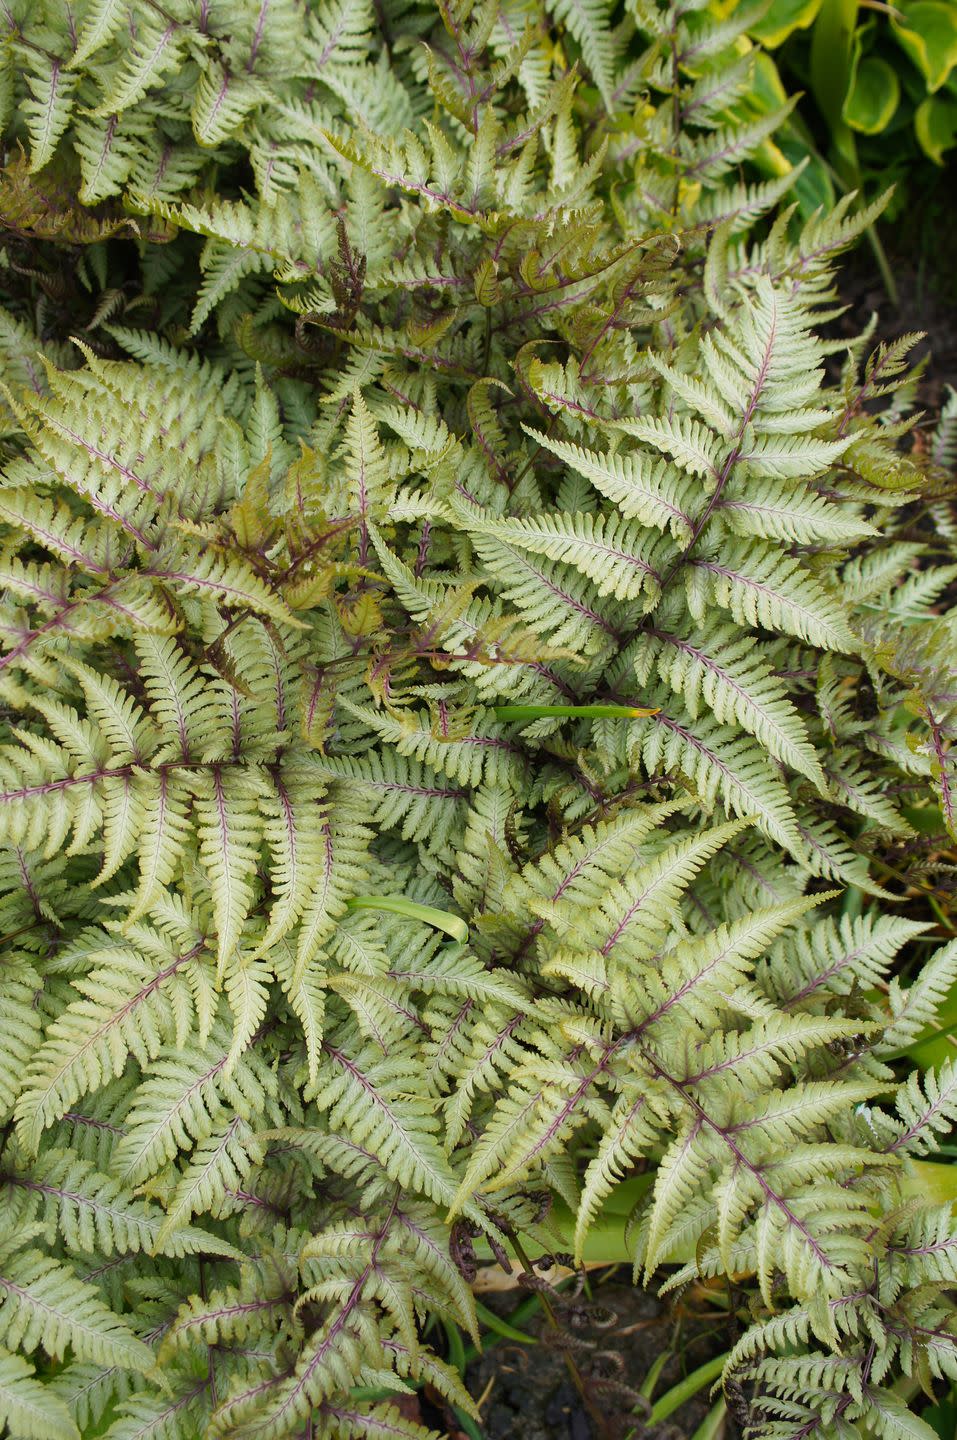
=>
[831,243,957,413]
[461,1278,740,1440]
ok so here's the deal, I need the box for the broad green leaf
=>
[750,0,825,47]
[893,2,957,91]
[810,0,859,126]
[909,1159,957,1208]
[914,94,957,162]
[843,56,900,133]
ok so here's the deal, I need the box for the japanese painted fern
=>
[1,2,956,1438]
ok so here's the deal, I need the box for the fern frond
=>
[314,1045,461,1210]
[21,53,78,175]
[1,1147,240,1260]
[0,1347,79,1440]
[688,542,854,652]
[634,623,825,786]
[0,1248,153,1372]
[0,13,953,1435]
[15,938,207,1153]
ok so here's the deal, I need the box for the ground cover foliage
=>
[1,1,957,1437]
[747,0,957,178]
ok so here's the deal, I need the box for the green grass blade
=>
[346,895,469,942]
[493,704,660,721]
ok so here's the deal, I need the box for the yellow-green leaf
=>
[915,93,957,162]
[893,1,957,91]
[750,0,825,48]
[843,56,900,133]
[346,895,469,943]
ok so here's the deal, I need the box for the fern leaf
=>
[642,1118,714,1275]
[0,1347,79,1440]
[457,502,665,605]
[15,941,204,1153]
[574,1089,660,1261]
[639,709,802,854]
[160,1273,289,1360]
[883,938,957,1052]
[295,797,374,973]
[316,1046,460,1209]
[616,415,722,482]
[158,1116,265,1241]
[688,543,854,651]
[547,0,616,109]
[99,1383,211,1440]
[717,478,876,544]
[308,751,467,852]
[888,1059,957,1157]
[22,56,77,174]
[1,1148,240,1260]
[0,968,43,1118]
[636,624,825,786]
[194,769,266,972]
[70,0,129,68]
[112,1024,275,1186]
[94,19,189,116]
[0,1251,153,1372]
[592,819,749,958]
[191,66,263,148]
[149,543,299,627]
[523,428,694,543]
